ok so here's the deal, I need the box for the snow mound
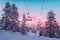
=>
[0,30,60,40]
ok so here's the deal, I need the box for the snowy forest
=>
[0,2,60,40]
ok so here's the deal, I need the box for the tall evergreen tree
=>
[1,2,11,30]
[46,10,59,37]
[19,13,28,35]
[10,4,20,32]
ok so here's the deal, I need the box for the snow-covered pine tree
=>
[45,10,59,37]
[1,2,11,30]
[10,4,20,32]
[19,13,28,35]
[1,2,20,32]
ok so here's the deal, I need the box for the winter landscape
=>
[0,0,60,40]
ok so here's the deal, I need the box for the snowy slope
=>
[0,30,60,40]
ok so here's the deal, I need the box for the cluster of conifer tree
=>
[39,11,60,38]
[0,2,60,38]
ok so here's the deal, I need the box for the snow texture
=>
[0,30,60,40]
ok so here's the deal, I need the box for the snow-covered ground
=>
[0,30,60,40]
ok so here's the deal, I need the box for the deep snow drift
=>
[0,30,60,40]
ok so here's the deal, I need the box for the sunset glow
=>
[0,0,60,26]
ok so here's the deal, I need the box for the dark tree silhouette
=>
[45,10,59,37]
[19,13,28,35]
[10,4,20,32]
[1,2,11,30]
